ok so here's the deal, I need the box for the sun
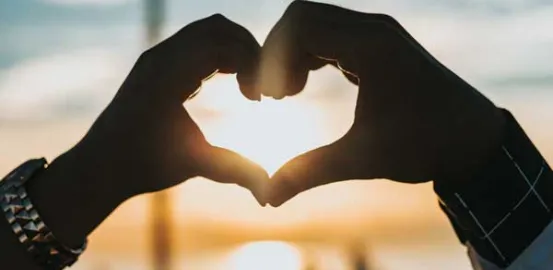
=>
[226,241,303,270]
[187,76,327,175]
[213,97,324,175]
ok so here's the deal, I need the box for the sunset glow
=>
[188,76,328,176]
[227,241,303,270]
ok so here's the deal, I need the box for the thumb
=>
[268,139,363,207]
[197,145,270,206]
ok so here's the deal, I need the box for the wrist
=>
[438,104,508,184]
[26,145,129,248]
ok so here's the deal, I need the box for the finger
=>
[170,110,268,205]
[267,137,363,207]
[260,1,357,98]
[184,13,261,58]
[206,16,262,100]
[150,14,262,102]
[326,60,360,86]
[302,57,360,86]
[260,1,402,97]
[190,14,262,100]
[196,145,270,206]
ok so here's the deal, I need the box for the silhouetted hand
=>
[261,1,506,206]
[16,15,270,254]
[69,14,268,201]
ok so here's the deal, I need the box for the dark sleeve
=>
[434,108,553,268]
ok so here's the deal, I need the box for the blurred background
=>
[1,0,553,269]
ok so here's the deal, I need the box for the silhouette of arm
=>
[436,109,553,269]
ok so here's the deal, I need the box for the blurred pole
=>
[347,240,371,270]
[144,1,172,270]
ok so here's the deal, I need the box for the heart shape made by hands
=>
[175,1,503,208]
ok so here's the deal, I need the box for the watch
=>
[0,158,88,270]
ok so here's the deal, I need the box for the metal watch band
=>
[0,158,87,270]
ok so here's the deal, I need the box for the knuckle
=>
[138,47,156,63]
[285,0,309,18]
[207,13,229,24]
[181,13,229,35]
[279,1,310,33]
[373,13,402,31]
[374,13,398,24]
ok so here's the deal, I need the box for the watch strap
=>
[1,158,87,270]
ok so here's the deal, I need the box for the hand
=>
[78,14,268,199]
[78,14,267,198]
[261,1,506,206]
[26,14,269,247]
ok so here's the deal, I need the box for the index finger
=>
[141,14,262,103]
[259,1,406,98]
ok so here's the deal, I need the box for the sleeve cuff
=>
[434,109,553,268]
